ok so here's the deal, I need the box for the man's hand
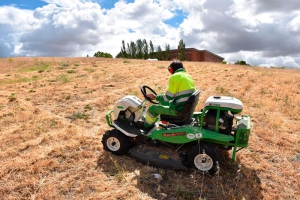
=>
[146,93,156,100]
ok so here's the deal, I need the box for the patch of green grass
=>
[50,119,58,127]
[58,62,70,69]
[157,65,165,69]
[260,88,267,95]
[216,86,233,96]
[84,68,95,73]
[8,93,16,99]
[252,103,261,108]
[123,60,130,63]
[69,112,89,120]
[67,70,76,73]
[176,187,194,200]
[18,61,50,73]
[6,75,40,84]
[56,74,71,83]
[84,105,92,110]
[216,86,226,94]
[110,158,128,183]
[8,93,17,102]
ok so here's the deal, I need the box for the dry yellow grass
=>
[0,57,299,200]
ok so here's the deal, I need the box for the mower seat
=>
[160,90,200,125]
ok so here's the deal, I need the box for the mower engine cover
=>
[113,95,144,121]
[205,96,243,114]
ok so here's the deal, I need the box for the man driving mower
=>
[136,60,196,129]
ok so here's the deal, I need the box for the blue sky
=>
[0,0,47,9]
[0,0,300,68]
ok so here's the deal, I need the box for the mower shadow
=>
[97,150,263,200]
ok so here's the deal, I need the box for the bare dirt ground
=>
[0,57,299,200]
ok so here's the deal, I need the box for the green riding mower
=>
[102,85,251,175]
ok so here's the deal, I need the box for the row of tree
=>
[115,39,187,61]
[93,40,251,65]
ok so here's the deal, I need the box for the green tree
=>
[235,60,250,66]
[178,39,186,61]
[126,41,137,59]
[165,44,171,61]
[156,45,163,60]
[143,39,149,59]
[149,40,154,59]
[126,43,132,58]
[116,52,123,58]
[94,51,113,58]
[136,39,143,59]
[121,40,127,58]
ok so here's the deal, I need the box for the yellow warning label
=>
[159,154,169,159]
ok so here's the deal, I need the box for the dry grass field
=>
[0,57,299,200]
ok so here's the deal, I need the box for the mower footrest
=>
[113,119,149,135]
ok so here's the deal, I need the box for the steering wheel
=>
[140,85,159,104]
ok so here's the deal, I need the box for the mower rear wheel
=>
[102,130,131,155]
[188,143,220,175]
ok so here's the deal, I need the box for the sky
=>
[0,0,300,68]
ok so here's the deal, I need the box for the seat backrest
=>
[160,90,201,125]
[181,89,200,122]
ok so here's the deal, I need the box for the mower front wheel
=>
[102,130,131,155]
[188,142,220,175]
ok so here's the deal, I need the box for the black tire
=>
[101,129,131,155]
[188,142,220,175]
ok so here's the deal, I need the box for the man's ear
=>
[168,66,173,74]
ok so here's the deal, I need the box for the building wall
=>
[163,48,223,63]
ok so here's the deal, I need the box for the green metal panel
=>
[231,115,251,162]
[150,126,201,144]
[106,110,114,127]
[149,126,235,144]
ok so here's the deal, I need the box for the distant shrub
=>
[222,60,227,64]
[235,60,250,66]
[94,51,113,58]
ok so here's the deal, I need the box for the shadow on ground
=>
[97,149,262,200]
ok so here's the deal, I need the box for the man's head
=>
[168,60,185,74]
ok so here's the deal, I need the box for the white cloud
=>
[42,0,82,8]
[223,51,300,68]
[288,14,300,33]
[0,0,299,68]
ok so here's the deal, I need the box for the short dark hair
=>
[170,60,184,72]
